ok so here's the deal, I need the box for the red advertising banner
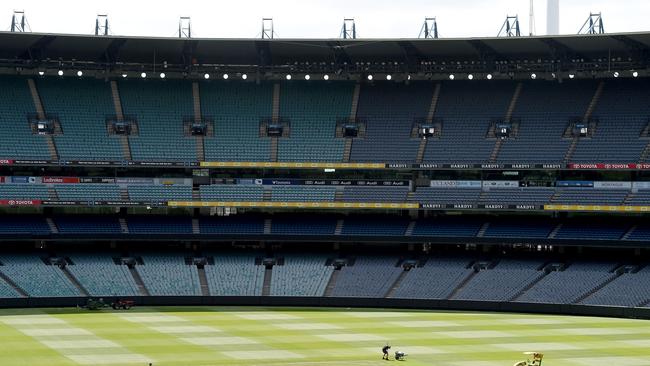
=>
[0,177,4,183]
[0,159,14,165]
[0,200,41,206]
[42,176,81,184]
[567,163,650,170]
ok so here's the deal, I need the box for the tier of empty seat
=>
[136,254,201,296]
[0,254,81,297]
[278,82,352,162]
[65,253,139,296]
[39,78,123,160]
[0,252,647,308]
[350,83,429,163]
[452,259,545,301]
[0,215,646,243]
[128,185,192,202]
[516,262,616,304]
[1,77,649,164]
[329,256,403,297]
[201,82,272,161]
[203,253,264,296]
[119,79,196,161]
[0,77,51,160]
[423,81,513,164]
[270,254,332,296]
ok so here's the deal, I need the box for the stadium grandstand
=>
[1,10,650,366]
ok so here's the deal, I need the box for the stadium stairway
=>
[110,80,132,160]
[191,81,205,161]
[548,223,564,239]
[60,264,90,296]
[334,220,344,235]
[120,187,130,201]
[196,264,210,296]
[404,221,416,236]
[447,265,479,300]
[192,218,200,234]
[46,218,58,234]
[129,266,150,296]
[28,78,59,161]
[564,81,604,163]
[119,218,129,234]
[573,265,625,304]
[622,225,638,240]
[262,266,273,296]
[342,83,361,162]
[0,270,28,297]
[323,268,340,297]
[490,82,523,163]
[509,263,552,301]
[270,83,281,162]
[416,83,442,164]
[47,187,59,200]
[385,267,410,298]
[476,222,490,237]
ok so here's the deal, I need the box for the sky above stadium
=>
[0,0,648,38]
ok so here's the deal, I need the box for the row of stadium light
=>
[38,70,642,80]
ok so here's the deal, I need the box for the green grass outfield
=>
[0,306,649,366]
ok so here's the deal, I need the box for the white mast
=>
[547,0,560,35]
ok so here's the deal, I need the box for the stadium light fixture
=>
[121,73,128,78]
[530,73,537,79]
[76,71,83,77]
[613,71,619,78]
[568,73,575,79]
[367,74,373,81]
[204,73,210,79]
[38,71,44,76]
[486,74,493,80]
[467,74,474,80]
[632,71,639,78]
[57,70,63,76]
[159,72,166,79]
[223,73,229,80]
[305,74,311,80]
[286,74,292,80]
[449,74,455,80]
[323,74,330,80]
[140,72,147,78]
[386,74,392,80]
[407,75,411,80]
[241,73,248,80]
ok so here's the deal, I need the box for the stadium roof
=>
[0,31,648,77]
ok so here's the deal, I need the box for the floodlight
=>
[286,74,292,80]
[204,73,210,79]
[223,73,229,80]
[386,74,392,80]
[323,74,330,80]
[140,72,147,78]
[159,72,166,79]
[449,74,455,80]
[57,70,64,76]
[304,74,310,80]
[77,71,83,77]
[467,74,474,80]
[367,74,373,81]
[486,74,493,80]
